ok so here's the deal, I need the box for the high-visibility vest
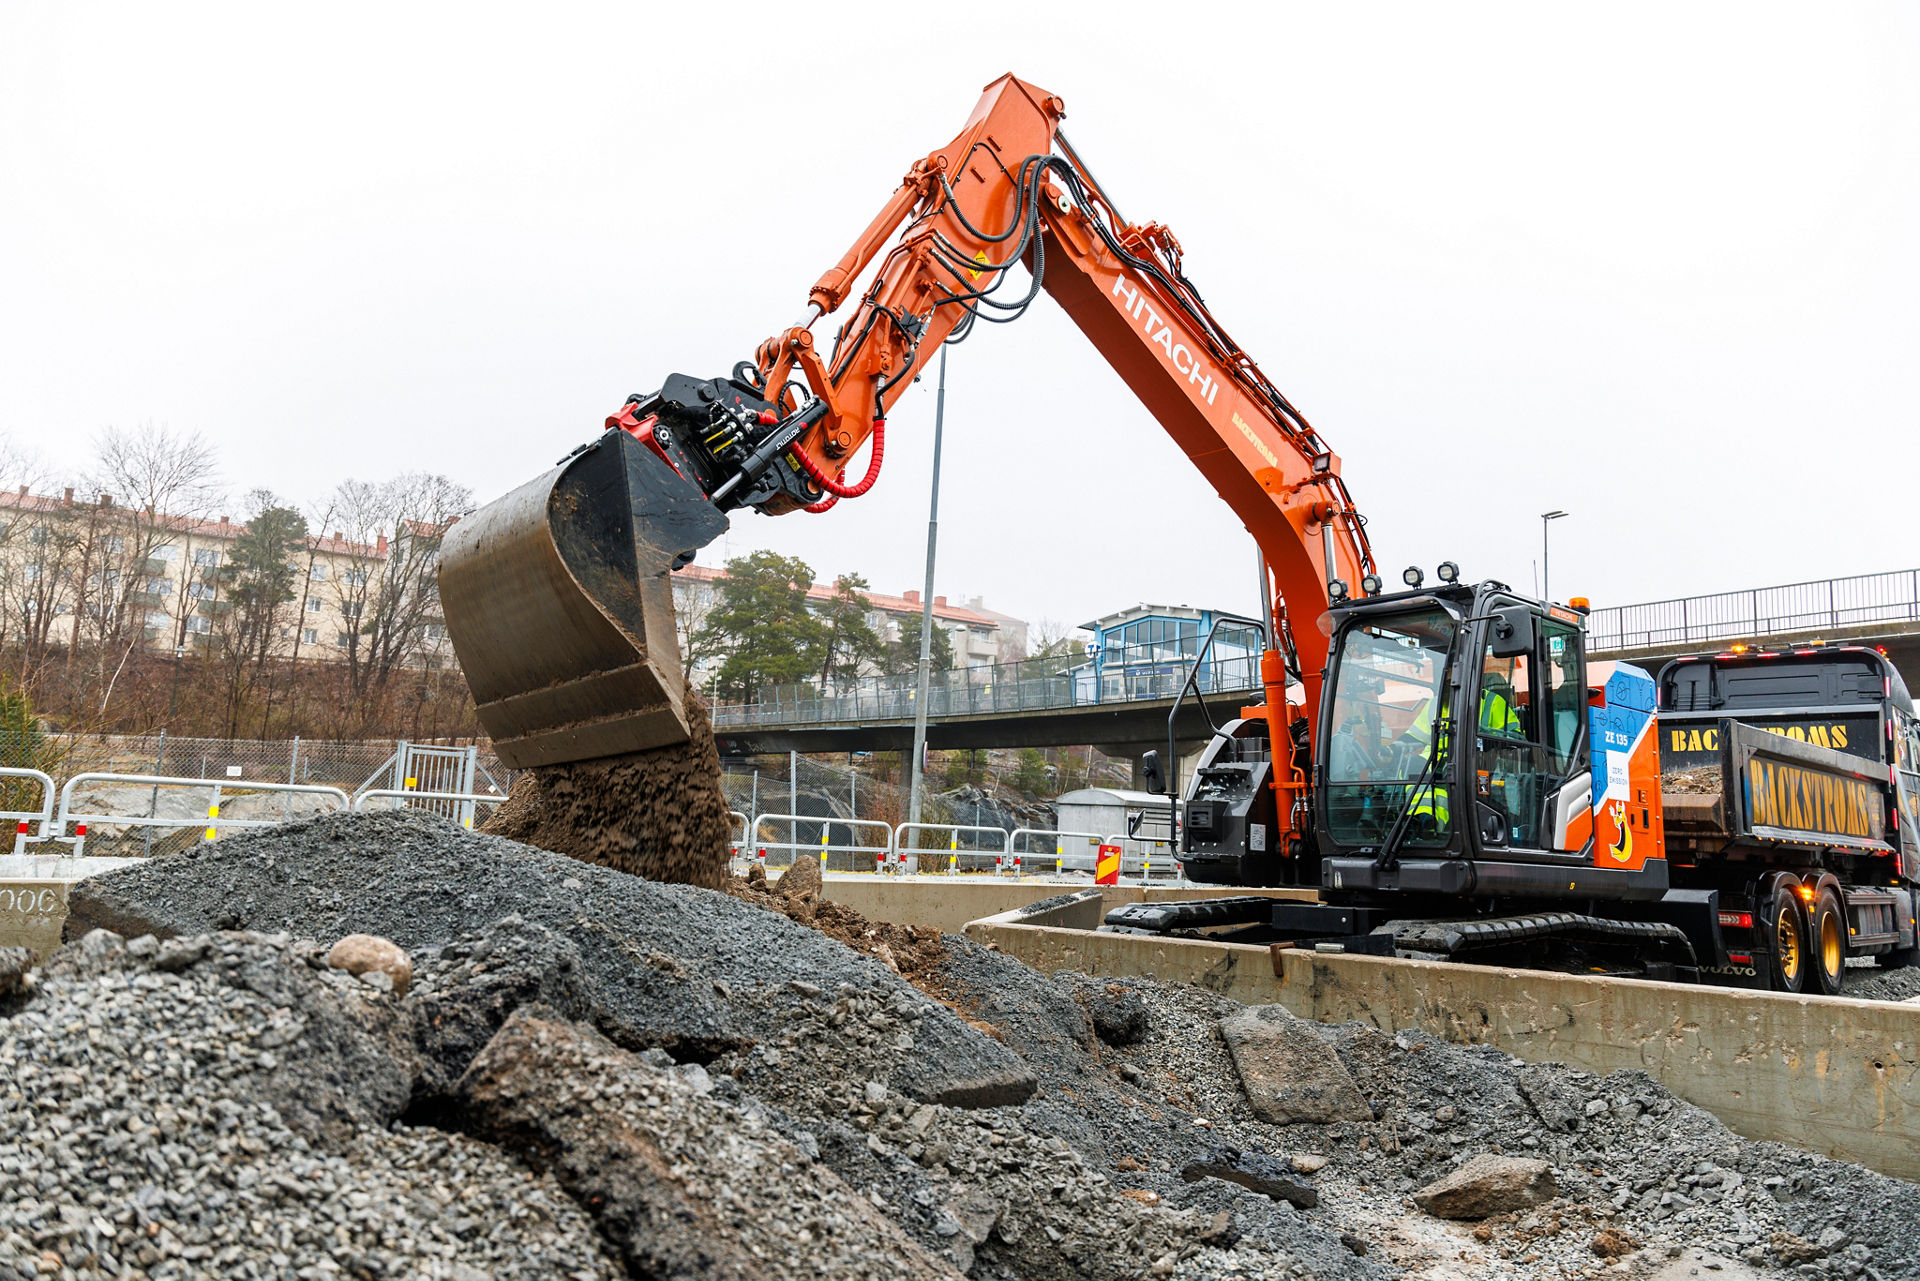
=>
[1478,688,1522,736]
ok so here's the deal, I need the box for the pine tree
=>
[697,552,828,702]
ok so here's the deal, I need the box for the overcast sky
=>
[3,3,1914,637]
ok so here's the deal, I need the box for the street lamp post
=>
[907,346,949,850]
[1541,510,1569,602]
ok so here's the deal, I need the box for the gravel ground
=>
[0,931,618,1281]
[31,810,1920,1281]
[1836,960,1920,1002]
[929,936,1920,1281]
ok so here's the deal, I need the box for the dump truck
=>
[1651,643,1920,992]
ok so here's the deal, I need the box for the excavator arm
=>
[440,74,1376,841]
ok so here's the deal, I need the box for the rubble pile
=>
[3,809,1913,1279]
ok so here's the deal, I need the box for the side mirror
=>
[1141,749,1166,794]
[1489,605,1536,658]
[1127,811,1144,837]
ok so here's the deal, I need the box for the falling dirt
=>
[724,858,949,983]
[482,684,734,890]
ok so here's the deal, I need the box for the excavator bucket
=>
[438,429,728,770]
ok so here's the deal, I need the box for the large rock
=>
[1219,1005,1374,1125]
[326,933,413,997]
[775,852,823,900]
[1181,1146,1319,1208]
[405,915,599,1098]
[457,1005,965,1281]
[1412,1153,1558,1219]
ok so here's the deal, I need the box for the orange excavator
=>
[441,75,1710,951]
[440,73,1377,861]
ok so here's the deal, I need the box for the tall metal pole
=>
[1541,510,1568,602]
[908,346,949,840]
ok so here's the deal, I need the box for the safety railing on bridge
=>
[1586,568,1920,654]
[710,633,1265,731]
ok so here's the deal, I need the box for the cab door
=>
[1469,604,1587,854]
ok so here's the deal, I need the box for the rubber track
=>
[1383,912,1697,964]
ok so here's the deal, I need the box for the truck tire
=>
[1766,881,1811,994]
[1810,884,1847,996]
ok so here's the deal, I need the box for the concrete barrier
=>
[816,876,1315,935]
[0,880,74,956]
[964,904,1920,1183]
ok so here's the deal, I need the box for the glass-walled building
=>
[1074,605,1263,701]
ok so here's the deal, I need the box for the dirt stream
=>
[482,683,735,890]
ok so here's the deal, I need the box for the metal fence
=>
[0,732,510,857]
[1586,569,1920,654]
[710,635,1264,730]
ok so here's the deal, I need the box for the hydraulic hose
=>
[791,417,886,500]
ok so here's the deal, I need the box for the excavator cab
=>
[1312,581,1667,903]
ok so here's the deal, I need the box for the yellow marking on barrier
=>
[205,803,219,842]
[404,777,417,790]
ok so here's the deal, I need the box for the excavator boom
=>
[441,74,1378,835]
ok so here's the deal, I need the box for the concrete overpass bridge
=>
[711,568,1920,760]
[710,651,1261,760]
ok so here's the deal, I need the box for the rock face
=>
[1412,1153,1559,1219]
[457,1005,964,1281]
[325,933,413,997]
[1219,1005,1375,1125]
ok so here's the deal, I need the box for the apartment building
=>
[0,486,451,667]
[673,564,1027,684]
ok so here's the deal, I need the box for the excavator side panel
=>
[440,429,727,769]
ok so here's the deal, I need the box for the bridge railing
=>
[711,637,1264,730]
[1586,568,1920,654]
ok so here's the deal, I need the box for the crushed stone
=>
[0,930,618,1281]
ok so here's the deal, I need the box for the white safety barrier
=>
[1105,832,1184,883]
[353,788,507,830]
[728,810,750,857]
[1008,828,1104,876]
[749,813,895,873]
[0,767,56,855]
[894,822,1011,876]
[55,773,353,856]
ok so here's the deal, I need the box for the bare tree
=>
[82,425,224,718]
[326,473,473,702]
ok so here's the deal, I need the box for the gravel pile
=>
[0,930,618,1280]
[25,809,1920,1281]
[923,935,1920,1281]
[67,810,1032,1107]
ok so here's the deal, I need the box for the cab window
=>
[1543,620,1584,768]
